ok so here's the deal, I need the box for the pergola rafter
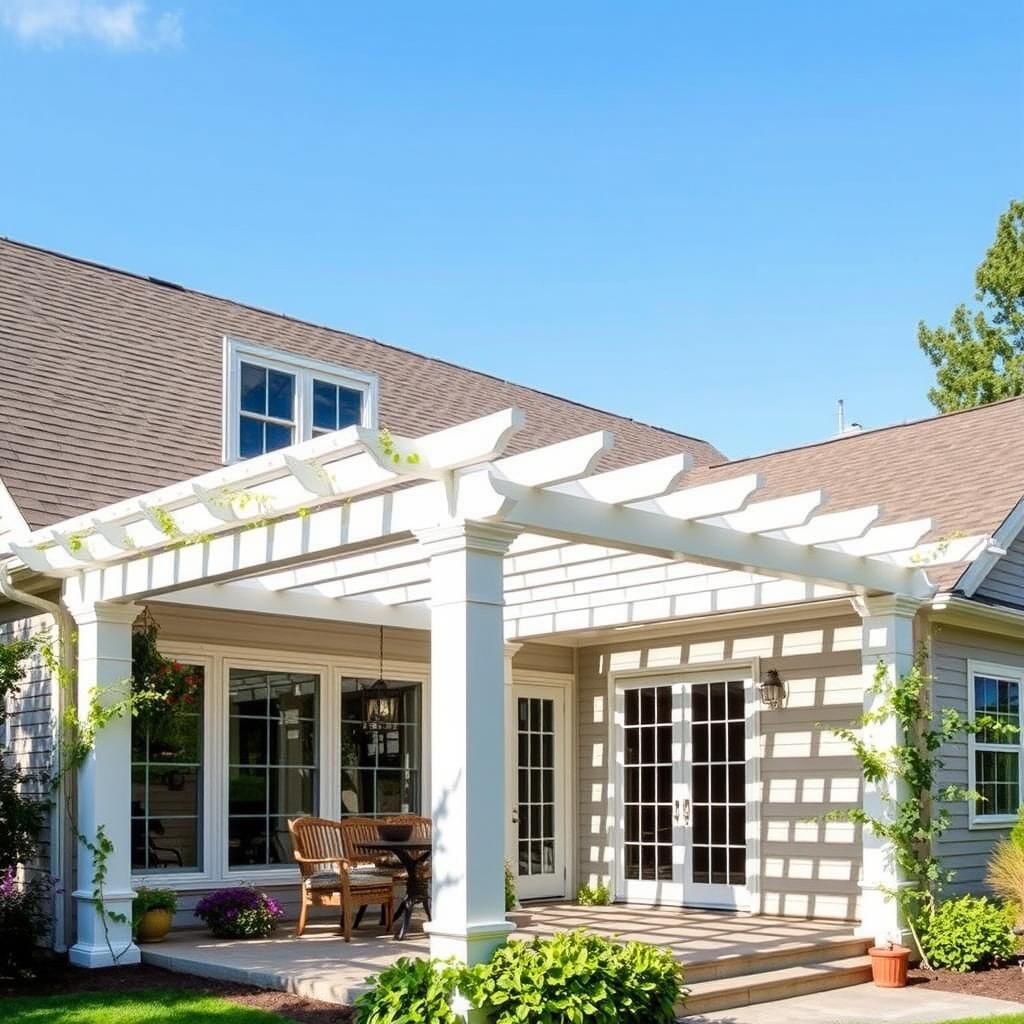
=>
[4,406,993,640]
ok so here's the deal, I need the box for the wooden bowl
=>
[377,824,414,842]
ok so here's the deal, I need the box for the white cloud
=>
[0,1,183,50]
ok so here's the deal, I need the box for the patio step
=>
[683,934,873,984]
[679,954,873,1016]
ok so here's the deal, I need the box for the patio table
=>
[356,839,432,940]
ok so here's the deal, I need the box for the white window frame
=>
[968,659,1024,829]
[222,336,379,463]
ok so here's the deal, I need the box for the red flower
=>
[172,661,184,672]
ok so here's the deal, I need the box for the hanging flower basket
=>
[131,610,200,731]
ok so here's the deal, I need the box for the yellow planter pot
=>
[137,908,174,943]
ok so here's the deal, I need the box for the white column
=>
[417,522,519,965]
[67,601,142,968]
[504,642,523,893]
[855,594,921,946]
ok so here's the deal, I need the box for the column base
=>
[69,941,141,968]
[425,919,515,965]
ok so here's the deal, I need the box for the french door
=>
[616,674,751,910]
[511,684,567,900]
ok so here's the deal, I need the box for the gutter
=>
[929,592,1024,637]
[0,562,71,953]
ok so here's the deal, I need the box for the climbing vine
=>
[824,652,1012,965]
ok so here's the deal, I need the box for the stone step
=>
[680,956,874,1017]
[684,934,873,984]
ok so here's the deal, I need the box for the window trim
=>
[223,336,379,463]
[968,659,1024,829]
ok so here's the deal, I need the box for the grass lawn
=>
[1,989,289,1024]
[927,1019,1024,1024]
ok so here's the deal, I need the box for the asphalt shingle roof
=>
[2,236,1022,596]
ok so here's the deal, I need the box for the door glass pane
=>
[517,695,556,877]
[691,681,746,886]
[623,684,673,881]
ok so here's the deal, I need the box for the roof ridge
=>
[710,393,1024,469]
[0,235,720,454]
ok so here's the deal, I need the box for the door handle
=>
[677,799,691,826]
[512,805,519,825]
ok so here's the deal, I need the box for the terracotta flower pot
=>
[137,908,174,943]
[868,945,909,988]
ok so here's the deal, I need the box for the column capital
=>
[852,594,924,621]
[65,600,142,628]
[504,641,524,660]
[415,520,520,558]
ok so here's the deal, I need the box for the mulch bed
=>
[909,962,1024,1004]
[0,957,353,1023]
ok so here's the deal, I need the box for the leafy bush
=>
[920,895,1015,972]
[194,886,283,939]
[0,867,48,979]
[1010,806,1024,850]
[354,956,465,1024]
[132,887,179,934]
[0,762,47,870]
[504,861,517,913]
[576,882,610,907]
[355,931,685,1024]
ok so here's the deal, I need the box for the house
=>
[2,236,1024,973]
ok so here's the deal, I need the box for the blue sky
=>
[0,1,1021,458]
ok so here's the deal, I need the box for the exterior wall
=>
[577,608,865,921]
[0,603,59,941]
[975,532,1024,610]
[932,623,1024,894]
[143,601,566,925]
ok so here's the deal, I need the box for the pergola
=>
[1,408,991,966]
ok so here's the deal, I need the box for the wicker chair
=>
[287,817,395,941]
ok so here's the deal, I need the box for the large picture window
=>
[131,666,204,872]
[228,668,319,866]
[971,664,1024,824]
[341,679,421,817]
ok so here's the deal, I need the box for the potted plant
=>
[868,938,910,988]
[194,885,284,939]
[133,887,178,943]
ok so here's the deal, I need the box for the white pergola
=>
[1,408,993,966]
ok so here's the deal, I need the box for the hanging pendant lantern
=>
[363,625,399,730]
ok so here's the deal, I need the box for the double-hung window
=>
[969,662,1024,826]
[224,338,378,462]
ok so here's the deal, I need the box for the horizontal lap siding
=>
[0,606,57,942]
[577,613,864,921]
[975,533,1024,609]
[933,625,1024,894]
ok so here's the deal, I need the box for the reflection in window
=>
[341,679,420,817]
[131,666,204,872]
[974,674,1021,817]
[239,361,295,457]
[228,669,319,866]
[312,379,363,436]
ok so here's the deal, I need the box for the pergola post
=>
[66,600,142,968]
[855,594,921,947]
[417,521,519,965]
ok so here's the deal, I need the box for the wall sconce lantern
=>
[363,625,400,730]
[759,669,786,710]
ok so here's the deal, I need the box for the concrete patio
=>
[141,903,864,1007]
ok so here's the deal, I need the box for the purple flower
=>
[0,867,16,899]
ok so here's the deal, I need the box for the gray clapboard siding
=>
[0,608,57,911]
[576,612,864,921]
[932,624,1024,893]
[975,530,1024,609]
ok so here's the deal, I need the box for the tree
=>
[919,199,1024,412]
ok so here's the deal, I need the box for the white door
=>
[617,675,752,910]
[512,684,567,900]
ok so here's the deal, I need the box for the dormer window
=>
[224,337,378,462]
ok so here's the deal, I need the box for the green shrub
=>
[504,861,517,913]
[1010,806,1024,850]
[575,882,610,906]
[920,895,1015,972]
[354,957,464,1024]
[467,930,685,1024]
[355,932,686,1024]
